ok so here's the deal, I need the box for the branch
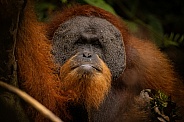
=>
[0,81,63,122]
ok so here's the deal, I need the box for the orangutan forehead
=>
[55,16,122,37]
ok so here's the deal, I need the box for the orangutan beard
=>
[59,58,111,109]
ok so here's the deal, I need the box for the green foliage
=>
[141,89,181,121]
[82,0,116,15]
[35,2,56,21]
[147,15,164,47]
[164,33,184,47]
[151,90,169,109]
[126,16,184,48]
[148,90,181,122]
[60,0,68,4]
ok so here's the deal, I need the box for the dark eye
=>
[74,38,84,46]
[91,39,102,48]
[74,37,102,48]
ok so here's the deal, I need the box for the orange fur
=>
[16,2,68,121]
[123,36,183,99]
[15,2,184,122]
[59,54,111,109]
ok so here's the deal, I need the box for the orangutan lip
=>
[72,64,102,72]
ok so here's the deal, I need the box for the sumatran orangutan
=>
[0,0,183,122]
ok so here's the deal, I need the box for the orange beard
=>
[59,57,111,109]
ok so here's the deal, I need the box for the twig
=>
[0,81,63,122]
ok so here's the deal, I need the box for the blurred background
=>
[35,0,184,79]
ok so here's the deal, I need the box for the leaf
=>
[163,33,184,47]
[83,0,116,15]
[60,0,68,3]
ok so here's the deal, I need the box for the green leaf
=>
[163,33,184,47]
[83,0,116,15]
[60,0,68,4]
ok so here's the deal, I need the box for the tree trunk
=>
[0,0,29,121]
